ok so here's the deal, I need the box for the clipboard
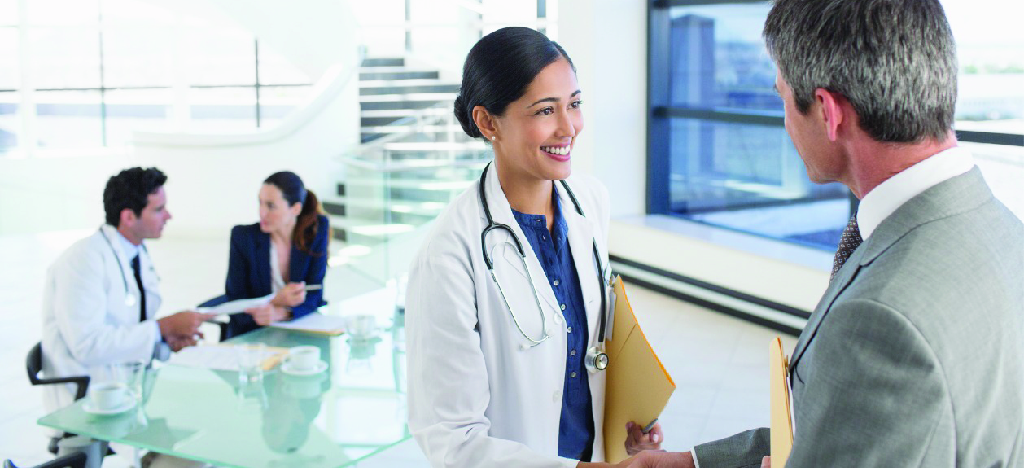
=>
[602,276,676,463]
[770,337,794,467]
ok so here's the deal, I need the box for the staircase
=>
[322,57,491,269]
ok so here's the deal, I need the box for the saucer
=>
[347,334,382,344]
[281,360,328,376]
[82,394,136,416]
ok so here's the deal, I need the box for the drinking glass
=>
[235,343,266,384]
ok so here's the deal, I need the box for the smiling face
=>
[258,184,301,235]
[492,58,583,182]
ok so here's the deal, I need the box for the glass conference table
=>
[38,324,410,468]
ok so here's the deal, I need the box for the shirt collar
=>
[510,184,567,234]
[857,146,975,240]
[111,225,141,260]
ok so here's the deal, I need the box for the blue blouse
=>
[511,193,595,461]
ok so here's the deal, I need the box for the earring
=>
[491,136,496,141]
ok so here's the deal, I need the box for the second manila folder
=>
[603,276,676,463]
[770,337,794,467]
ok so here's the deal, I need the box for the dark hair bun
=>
[453,94,482,138]
[455,27,573,141]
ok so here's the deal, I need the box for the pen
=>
[303,284,323,291]
[641,418,659,434]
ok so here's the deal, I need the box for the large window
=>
[647,0,1024,251]
[0,0,314,157]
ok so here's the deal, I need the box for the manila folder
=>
[770,337,794,467]
[603,276,676,463]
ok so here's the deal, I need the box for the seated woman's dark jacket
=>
[224,215,329,337]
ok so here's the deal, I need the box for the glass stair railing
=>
[327,97,491,284]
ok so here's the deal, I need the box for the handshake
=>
[156,311,217,351]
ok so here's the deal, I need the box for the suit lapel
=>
[789,247,865,377]
[790,168,992,377]
[289,244,309,284]
[254,230,272,294]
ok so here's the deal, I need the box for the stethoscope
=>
[99,227,149,308]
[478,163,611,373]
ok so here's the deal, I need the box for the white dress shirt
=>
[857,146,975,240]
[115,229,141,262]
[269,241,285,294]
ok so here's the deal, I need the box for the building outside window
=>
[647,0,1024,252]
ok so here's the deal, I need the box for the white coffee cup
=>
[287,346,320,371]
[90,382,128,411]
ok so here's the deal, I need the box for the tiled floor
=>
[0,230,797,466]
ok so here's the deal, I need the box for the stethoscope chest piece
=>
[124,293,137,308]
[585,346,608,372]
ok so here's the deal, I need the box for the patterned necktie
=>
[831,214,863,281]
[131,255,148,322]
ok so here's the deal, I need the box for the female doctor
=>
[405,27,661,467]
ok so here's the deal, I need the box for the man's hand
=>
[166,333,200,352]
[271,282,306,308]
[626,421,664,455]
[624,450,694,468]
[245,304,289,326]
[157,311,211,341]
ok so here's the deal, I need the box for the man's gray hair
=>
[763,0,957,143]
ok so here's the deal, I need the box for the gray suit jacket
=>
[694,168,1024,467]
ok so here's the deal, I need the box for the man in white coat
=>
[41,167,208,415]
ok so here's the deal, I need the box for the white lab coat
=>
[406,164,612,467]
[40,224,165,414]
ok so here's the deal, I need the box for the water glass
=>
[121,361,146,400]
[235,343,267,384]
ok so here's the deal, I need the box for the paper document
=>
[770,337,794,467]
[269,313,346,335]
[603,276,676,463]
[166,344,287,371]
[195,294,274,316]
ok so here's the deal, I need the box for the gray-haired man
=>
[629,0,1024,466]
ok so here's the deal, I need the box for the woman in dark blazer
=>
[224,171,329,337]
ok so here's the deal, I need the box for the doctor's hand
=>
[245,304,289,326]
[271,282,307,308]
[157,311,211,341]
[623,450,694,468]
[625,421,664,455]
